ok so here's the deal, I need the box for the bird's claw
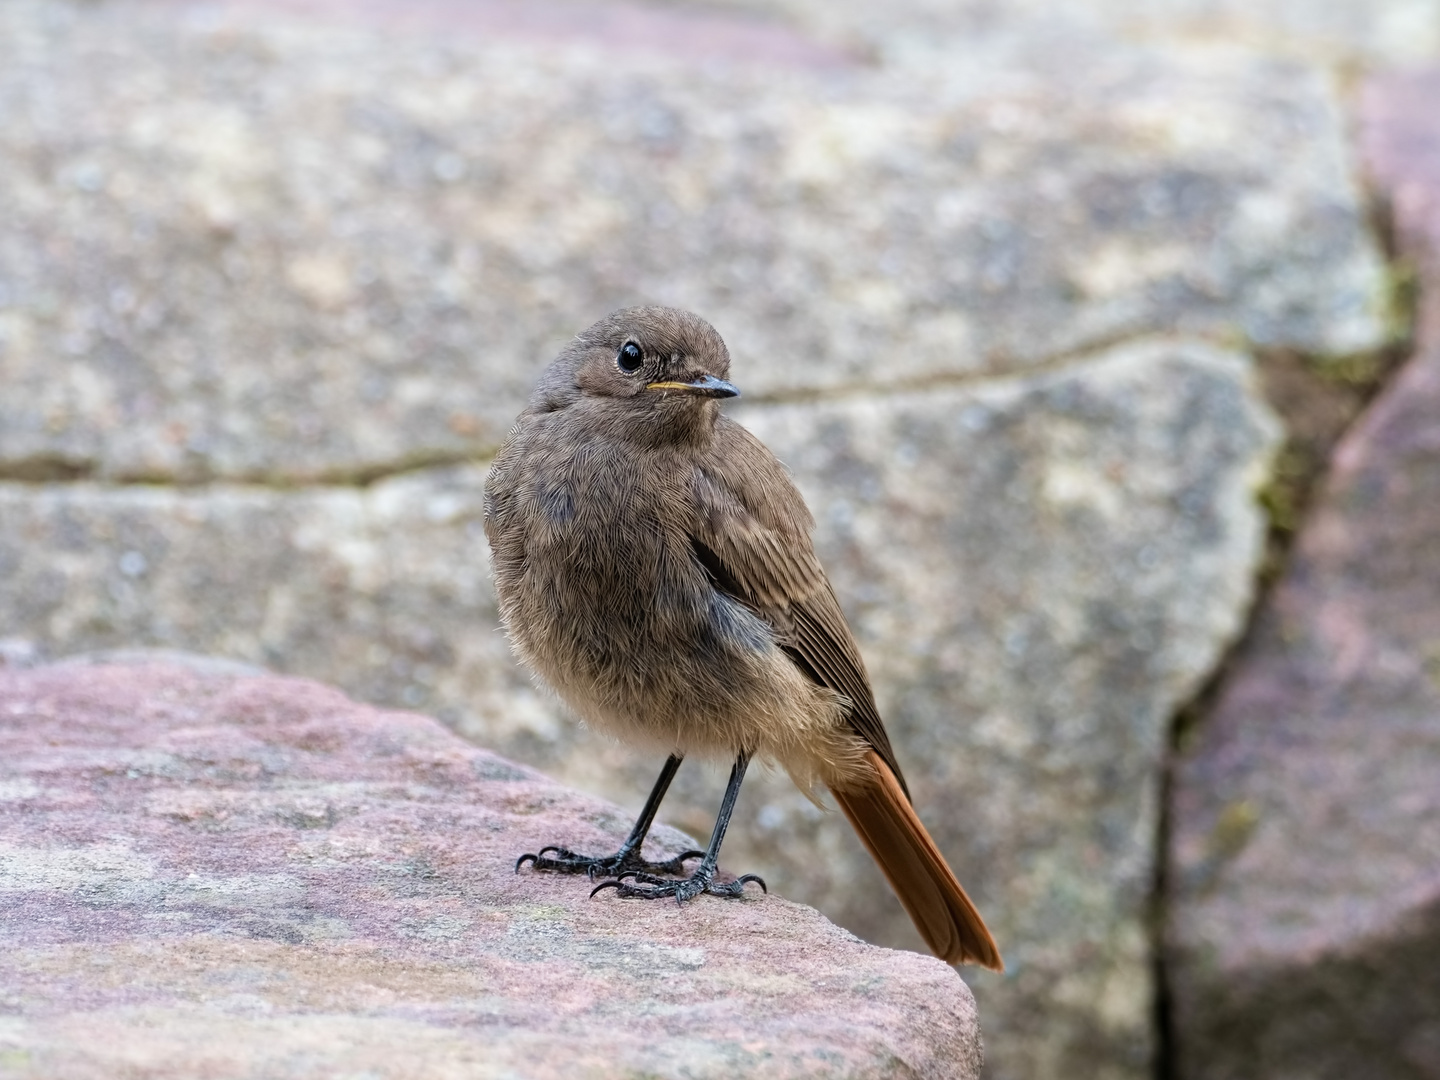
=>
[589,868,766,902]
[514,844,705,880]
[734,873,768,893]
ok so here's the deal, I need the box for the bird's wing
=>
[691,418,908,796]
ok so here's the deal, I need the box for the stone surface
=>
[1167,339,1440,1080]
[1166,69,1440,1080]
[0,335,1281,1080]
[0,0,1382,482]
[1365,68,1440,268]
[653,0,1440,69]
[0,466,531,744]
[0,659,983,1079]
[1080,0,1440,65]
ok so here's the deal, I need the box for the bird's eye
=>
[616,342,644,373]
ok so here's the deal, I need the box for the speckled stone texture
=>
[0,0,1382,481]
[0,658,983,1079]
[639,0,1440,68]
[1165,69,1440,1080]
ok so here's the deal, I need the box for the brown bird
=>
[483,306,1002,969]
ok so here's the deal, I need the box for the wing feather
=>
[692,419,909,796]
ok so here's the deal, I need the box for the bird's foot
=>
[589,866,767,903]
[515,844,704,881]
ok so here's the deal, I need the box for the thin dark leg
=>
[617,753,683,858]
[515,754,703,879]
[591,751,766,902]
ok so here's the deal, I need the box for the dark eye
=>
[616,342,644,373]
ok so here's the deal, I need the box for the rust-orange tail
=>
[833,750,1003,970]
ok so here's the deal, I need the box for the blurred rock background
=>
[0,1,1436,1077]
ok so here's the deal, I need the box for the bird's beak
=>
[645,374,741,399]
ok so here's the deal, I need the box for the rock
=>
[1166,69,1440,1080]
[0,659,983,1079]
[0,335,1281,1079]
[674,0,1440,69]
[1069,0,1440,66]
[0,0,1382,482]
[1166,335,1440,1080]
[0,466,533,748]
[1364,68,1440,267]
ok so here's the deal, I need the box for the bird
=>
[483,306,1002,969]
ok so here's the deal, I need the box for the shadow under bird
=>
[483,306,1002,969]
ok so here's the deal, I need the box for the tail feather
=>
[833,750,1003,971]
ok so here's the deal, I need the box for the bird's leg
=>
[515,754,703,879]
[591,751,766,902]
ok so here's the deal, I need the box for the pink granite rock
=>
[1166,67,1440,1080]
[0,658,982,1079]
[1365,68,1440,269]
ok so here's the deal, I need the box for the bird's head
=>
[529,308,739,439]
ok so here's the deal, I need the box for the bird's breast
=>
[492,434,735,683]
[484,419,845,765]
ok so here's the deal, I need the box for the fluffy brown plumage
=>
[484,306,1001,970]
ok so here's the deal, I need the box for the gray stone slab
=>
[0,659,983,1079]
[0,0,1381,482]
[0,465,538,752]
[0,334,1280,1080]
